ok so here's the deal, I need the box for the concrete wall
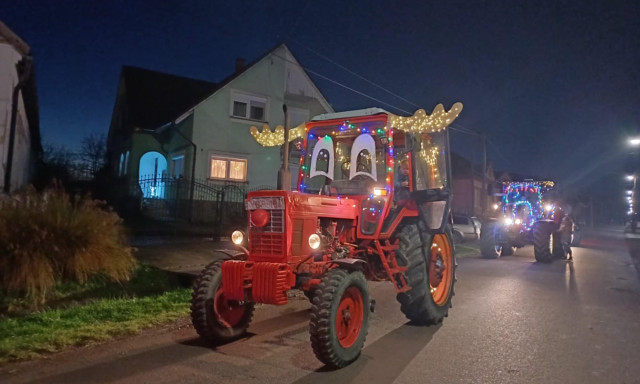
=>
[0,43,32,193]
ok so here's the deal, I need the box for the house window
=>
[171,155,184,178]
[232,101,247,118]
[230,90,267,121]
[210,156,247,181]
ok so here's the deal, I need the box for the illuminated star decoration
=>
[391,103,463,187]
[389,103,463,133]
[249,123,306,146]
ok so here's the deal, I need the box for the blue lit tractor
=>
[480,181,564,262]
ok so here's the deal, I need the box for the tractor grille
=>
[249,208,285,257]
[249,209,284,232]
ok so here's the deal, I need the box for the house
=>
[0,21,41,194]
[107,43,333,223]
[451,152,501,218]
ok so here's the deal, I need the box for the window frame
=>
[229,89,268,122]
[209,155,248,182]
[170,152,185,179]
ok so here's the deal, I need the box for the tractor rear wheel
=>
[310,269,370,368]
[191,259,255,343]
[395,224,456,325]
[533,221,558,263]
[480,221,503,258]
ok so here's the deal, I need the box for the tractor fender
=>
[330,258,367,271]
[532,219,559,232]
[214,249,247,260]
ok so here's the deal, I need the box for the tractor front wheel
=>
[190,259,255,343]
[395,224,456,325]
[309,269,370,368]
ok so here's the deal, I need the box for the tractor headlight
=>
[373,187,388,196]
[515,218,522,225]
[504,218,514,226]
[308,233,321,249]
[231,230,244,245]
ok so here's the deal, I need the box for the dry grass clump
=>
[0,187,136,305]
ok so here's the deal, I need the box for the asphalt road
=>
[2,226,640,384]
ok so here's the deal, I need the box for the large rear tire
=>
[480,221,502,258]
[395,224,456,325]
[191,260,255,343]
[309,269,370,368]
[533,221,559,263]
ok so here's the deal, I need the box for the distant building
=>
[0,21,41,194]
[107,43,332,221]
[451,152,501,218]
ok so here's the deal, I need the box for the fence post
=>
[189,178,194,222]
[175,177,181,221]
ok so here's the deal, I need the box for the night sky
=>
[3,1,639,202]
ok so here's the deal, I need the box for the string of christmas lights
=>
[250,103,463,147]
[389,103,463,133]
[249,122,306,146]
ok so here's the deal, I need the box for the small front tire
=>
[190,259,255,343]
[309,269,370,368]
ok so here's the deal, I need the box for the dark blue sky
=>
[3,0,639,194]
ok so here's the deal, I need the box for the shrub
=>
[0,186,136,305]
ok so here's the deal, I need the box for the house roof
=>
[120,43,333,133]
[172,43,334,122]
[0,21,29,56]
[121,66,218,130]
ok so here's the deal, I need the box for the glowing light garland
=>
[250,103,462,147]
[420,142,441,186]
[389,103,463,133]
[250,123,306,146]
[502,181,555,226]
[256,104,463,193]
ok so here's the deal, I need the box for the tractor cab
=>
[298,108,452,237]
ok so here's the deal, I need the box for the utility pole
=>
[278,104,291,191]
[482,132,487,217]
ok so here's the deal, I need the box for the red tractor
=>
[190,104,463,367]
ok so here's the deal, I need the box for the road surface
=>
[2,226,639,384]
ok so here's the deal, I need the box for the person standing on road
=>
[559,213,574,261]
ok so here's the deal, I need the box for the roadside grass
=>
[0,266,191,364]
[455,242,480,258]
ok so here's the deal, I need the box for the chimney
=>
[235,58,245,73]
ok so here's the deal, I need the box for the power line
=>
[270,52,412,115]
[450,123,482,137]
[486,138,512,166]
[287,36,422,110]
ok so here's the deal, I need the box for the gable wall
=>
[0,43,32,193]
[191,46,331,188]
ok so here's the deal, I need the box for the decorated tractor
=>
[480,180,565,262]
[190,104,462,367]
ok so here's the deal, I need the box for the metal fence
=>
[133,175,274,237]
